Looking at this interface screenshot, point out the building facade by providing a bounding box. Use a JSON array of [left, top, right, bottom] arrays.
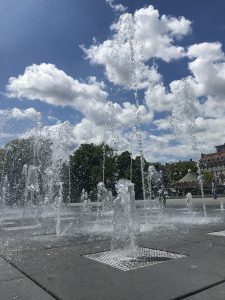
[[200, 143, 225, 185]]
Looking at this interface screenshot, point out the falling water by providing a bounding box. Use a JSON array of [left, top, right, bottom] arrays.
[[32, 112, 42, 165], [80, 189, 91, 231], [104, 101, 119, 181], [98, 182, 113, 214], [81, 189, 91, 213], [186, 192, 193, 214], [196, 161, 206, 216], [23, 165, 39, 220], [147, 165, 157, 210], [220, 199, 224, 212], [110, 13, 147, 204], [102, 143, 106, 183], [0, 146, 10, 194], [148, 166, 156, 201], [171, 78, 207, 216], [0, 175, 10, 208], [130, 130, 134, 181], [128, 16, 147, 205], [68, 160, 71, 203], [56, 182, 63, 237]]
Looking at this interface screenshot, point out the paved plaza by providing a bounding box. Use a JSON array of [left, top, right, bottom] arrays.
[[1, 198, 225, 300]]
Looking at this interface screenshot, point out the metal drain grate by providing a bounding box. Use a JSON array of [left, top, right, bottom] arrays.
[[84, 247, 186, 271]]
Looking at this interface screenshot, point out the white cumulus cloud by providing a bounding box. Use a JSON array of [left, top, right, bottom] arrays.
[[83, 5, 191, 88], [187, 42, 225, 98], [6, 63, 108, 114]]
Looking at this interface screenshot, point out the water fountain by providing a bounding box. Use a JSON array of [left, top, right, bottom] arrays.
[[171, 78, 207, 216], [79, 189, 92, 232], [220, 199, 224, 212], [56, 182, 63, 237], [97, 182, 113, 214], [0, 175, 10, 208], [147, 166, 155, 201], [0, 7, 224, 251], [111, 179, 138, 258], [186, 192, 193, 214]]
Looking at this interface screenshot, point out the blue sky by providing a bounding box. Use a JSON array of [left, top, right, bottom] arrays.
[[1, 0, 225, 162]]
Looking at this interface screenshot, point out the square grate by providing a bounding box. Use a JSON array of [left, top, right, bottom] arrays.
[[84, 247, 186, 271]]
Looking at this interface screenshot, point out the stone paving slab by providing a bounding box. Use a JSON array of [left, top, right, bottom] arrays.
[[30, 256, 222, 300], [0, 277, 55, 300], [0, 257, 24, 282], [1, 206, 225, 299], [186, 282, 225, 300], [5, 232, 225, 300], [6, 244, 98, 276]]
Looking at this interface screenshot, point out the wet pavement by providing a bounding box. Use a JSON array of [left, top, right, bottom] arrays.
[[0, 198, 225, 299]]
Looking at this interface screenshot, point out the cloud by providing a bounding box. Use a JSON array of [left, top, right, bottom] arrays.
[[112, 101, 154, 127], [187, 42, 225, 98], [6, 63, 108, 114], [185, 42, 225, 128], [73, 118, 105, 145], [0, 107, 40, 142], [83, 5, 191, 88], [4, 5, 225, 163], [145, 83, 172, 112], [47, 115, 61, 124], [153, 117, 171, 131], [10, 107, 40, 120], [200, 95, 225, 118], [0, 107, 40, 123], [187, 42, 224, 62], [106, 0, 127, 12], [6, 63, 154, 129]]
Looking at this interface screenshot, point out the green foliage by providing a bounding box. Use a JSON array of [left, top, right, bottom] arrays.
[[70, 143, 116, 201], [131, 156, 148, 199], [202, 171, 213, 186], [117, 151, 132, 179], [164, 160, 198, 186], [0, 138, 52, 205], [0, 138, 205, 204], [68, 144, 149, 201]]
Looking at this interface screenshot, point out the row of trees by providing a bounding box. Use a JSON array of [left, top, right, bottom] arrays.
[[0, 138, 213, 204], [0, 138, 52, 205]]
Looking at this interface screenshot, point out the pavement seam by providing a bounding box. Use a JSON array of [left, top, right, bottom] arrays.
[[1, 255, 62, 300], [171, 278, 225, 299]]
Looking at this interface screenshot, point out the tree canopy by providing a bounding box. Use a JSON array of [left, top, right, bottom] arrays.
[[0, 138, 203, 204]]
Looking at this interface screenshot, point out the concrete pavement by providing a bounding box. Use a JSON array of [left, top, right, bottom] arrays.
[[0, 199, 225, 299]]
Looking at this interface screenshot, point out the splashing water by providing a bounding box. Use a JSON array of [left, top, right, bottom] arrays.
[[171, 78, 206, 216], [56, 182, 63, 237], [0, 175, 10, 208], [110, 13, 148, 205], [97, 181, 113, 215], [186, 192, 193, 214], [111, 179, 138, 258]]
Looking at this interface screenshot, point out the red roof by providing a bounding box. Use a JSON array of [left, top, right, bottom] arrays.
[[200, 150, 225, 162]]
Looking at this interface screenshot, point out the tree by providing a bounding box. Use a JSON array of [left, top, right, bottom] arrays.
[[117, 151, 132, 180], [202, 171, 213, 186], [164, 160, 198, 186], [0, 138, 52, 205], [131, 156, 148, 199], [70, 143, 116, 202]]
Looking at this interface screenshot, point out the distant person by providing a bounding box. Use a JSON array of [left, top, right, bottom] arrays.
[[211, 180, 217, 199]]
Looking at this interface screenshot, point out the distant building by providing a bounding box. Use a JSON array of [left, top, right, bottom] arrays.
[[200, 144, 225, 185]]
